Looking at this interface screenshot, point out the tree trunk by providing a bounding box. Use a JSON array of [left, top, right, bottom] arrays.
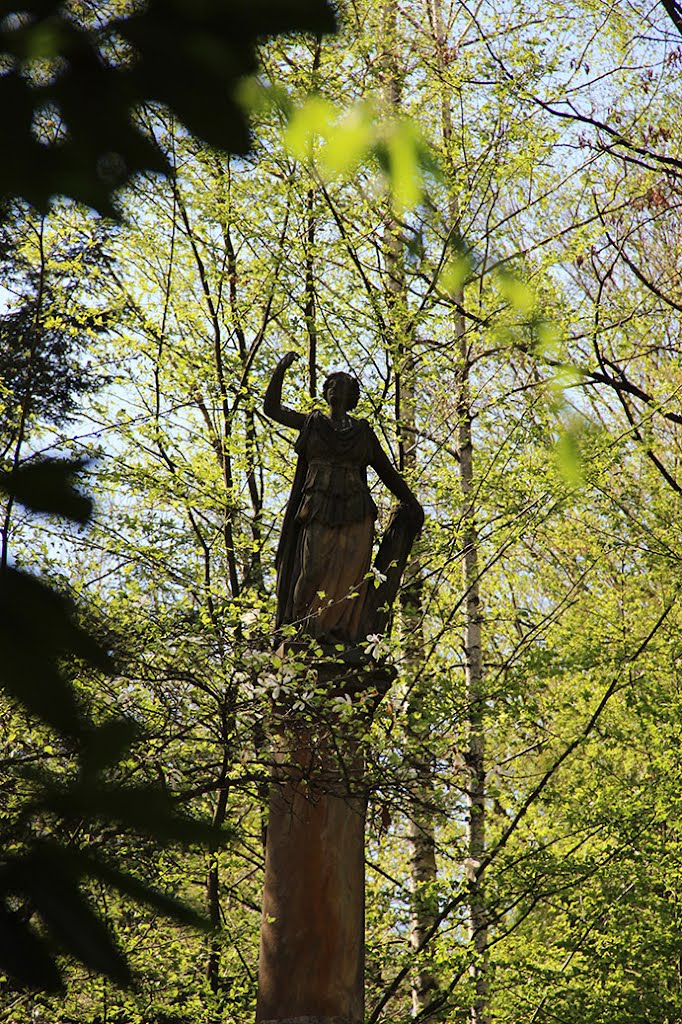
[[256, 687, 368, 1024], [381, 2, 439, 1016], [458, 348, 489, 1024], [425, 1, 489, 1017]]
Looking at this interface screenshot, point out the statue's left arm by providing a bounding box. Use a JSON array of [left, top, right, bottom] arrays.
[[370, 442, 424, 530]]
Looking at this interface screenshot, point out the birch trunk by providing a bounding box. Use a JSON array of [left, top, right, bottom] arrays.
[[381, 2, 439, 1016], [458, 343, 489, 1024], [425, 1, 489, 1017]]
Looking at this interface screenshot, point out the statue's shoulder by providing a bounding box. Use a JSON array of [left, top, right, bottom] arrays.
[[354, 418, 382, 456], [301, 410, 324, 429], [356, 417, 379, 439], [294, 411, 325, 451]]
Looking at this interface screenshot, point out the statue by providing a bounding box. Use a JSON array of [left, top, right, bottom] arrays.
[[264, 351, 423, 652]]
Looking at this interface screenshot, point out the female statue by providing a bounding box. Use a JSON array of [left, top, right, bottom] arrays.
[[264, 351, 423, 646]]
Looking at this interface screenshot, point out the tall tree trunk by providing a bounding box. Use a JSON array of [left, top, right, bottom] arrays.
[[381, 2, 439, 1017], [425, 1, 489, 1017], [457, 334, 489, 1024]]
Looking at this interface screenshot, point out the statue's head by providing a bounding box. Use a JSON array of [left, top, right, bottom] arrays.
[[323, 371, 360, 411]]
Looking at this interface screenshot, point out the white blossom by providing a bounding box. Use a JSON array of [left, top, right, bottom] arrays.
[[240, 608, 260, 627], [365, 633, 387, 660]]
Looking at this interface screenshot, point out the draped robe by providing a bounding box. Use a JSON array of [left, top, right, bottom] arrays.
[[275, 412, 383, 643]]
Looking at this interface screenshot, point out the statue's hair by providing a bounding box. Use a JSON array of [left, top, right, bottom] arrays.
[[322, 371, 360, 410]]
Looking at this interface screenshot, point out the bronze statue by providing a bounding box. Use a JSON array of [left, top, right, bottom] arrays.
[[264, 351, 423, 648]]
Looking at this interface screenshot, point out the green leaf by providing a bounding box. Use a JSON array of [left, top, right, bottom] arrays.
[[498, 269, 536, 313], [555, 427, 583, 485], [319, 104, 374, 178], [535, 320, 563, 359], [284, 95, 338, 160], [383, 119, 423, 211], [550, 364, 583, 398], [438, 233, 476, 294]]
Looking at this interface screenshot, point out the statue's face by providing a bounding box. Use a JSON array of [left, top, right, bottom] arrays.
[[325, 375, 354, 412]]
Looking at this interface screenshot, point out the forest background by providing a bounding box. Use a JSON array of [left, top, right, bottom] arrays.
[[3, 0, 682, 1022]]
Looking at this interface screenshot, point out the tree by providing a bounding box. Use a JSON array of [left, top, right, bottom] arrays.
[[5, 0, 682, 1020]]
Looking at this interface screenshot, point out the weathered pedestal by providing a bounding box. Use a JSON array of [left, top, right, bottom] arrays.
[[256, 658, 393, 1024]]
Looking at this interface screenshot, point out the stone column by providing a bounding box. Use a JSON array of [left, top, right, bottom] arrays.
[[256, 661, 392, 1024]]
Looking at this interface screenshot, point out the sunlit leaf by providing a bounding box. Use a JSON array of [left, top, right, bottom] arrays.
[[555, 427, 583, 485], [498, 270, 536, 313], [384, 119, 422, 211], [319, 104, 374, 178], [284, 95, 338, 160], [551, 364, 583, 394], [535, 320, 563, 358], [440, 250, 474, 294]]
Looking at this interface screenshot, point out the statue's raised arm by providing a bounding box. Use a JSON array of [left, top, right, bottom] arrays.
[[263, 351, 306, 431]]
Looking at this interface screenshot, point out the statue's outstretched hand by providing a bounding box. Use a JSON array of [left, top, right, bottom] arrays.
[[400, 497, 425, 530]]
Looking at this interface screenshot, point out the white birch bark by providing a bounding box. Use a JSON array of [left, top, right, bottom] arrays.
[[425, 1, 489, 1019], [381, 2, 441, 1016]]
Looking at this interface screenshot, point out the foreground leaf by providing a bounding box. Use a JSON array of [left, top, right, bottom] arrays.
[[0, 905, 64, 993], [0, 568, 111, 737], [2, 849, 133, 988], [0, 457, 92, 523]]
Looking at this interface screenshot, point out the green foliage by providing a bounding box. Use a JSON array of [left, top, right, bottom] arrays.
[[4, 0, 682, 1020], [284, 96, 433, 210]]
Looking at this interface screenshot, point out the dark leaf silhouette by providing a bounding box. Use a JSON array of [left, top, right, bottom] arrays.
[[38, 781, 231, 848], [79, 717, 144, 775], [0, 0, 337, 213], [75, 852, 210, 931], [0, 567, 111, 737], [0, 458, 92, 523], [1, 848, 133, 988], [0, 905, 65, 994]]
